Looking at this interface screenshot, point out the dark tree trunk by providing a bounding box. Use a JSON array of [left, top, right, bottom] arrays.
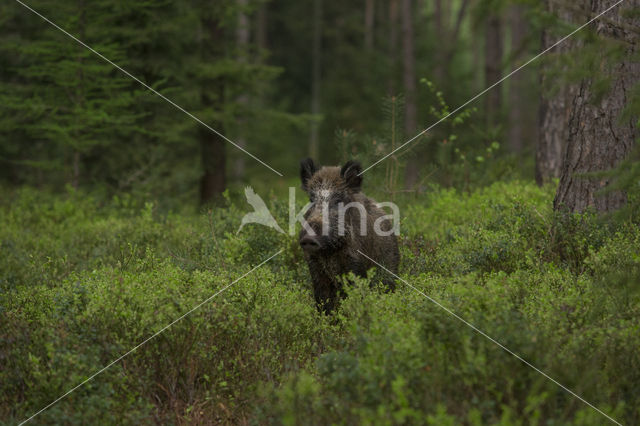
[[434, 0, 443, 35], [536, 0, 578, 185], [388, 0, 399, 95], [200, 127, 226, 204], [72, 0, 86, 190], [471, 23, 482, 91], [234, 0, 250, 180], [402, 0, 419, 189], [484, 12, 503, 125], [309, 0, 322, 159], [364, 0, 374, 50], [200, 18, 227, 205], [199, 78, 226, 204], [433, 0, 445, 83], [554, 0, 639, 213], [434, 0, 470, 86], [255, 1, 267, 51], [72, 151, 81, 189]]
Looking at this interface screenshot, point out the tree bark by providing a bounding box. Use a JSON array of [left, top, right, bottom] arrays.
[[309, 0, 322, 159], [536, 0, 578, 185], [402, 0, 419, 189], [484, 12, 503, 126], [554, 0, 639, 213]]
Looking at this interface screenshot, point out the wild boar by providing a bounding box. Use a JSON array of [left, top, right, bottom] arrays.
[[299, 158, 400, 313]]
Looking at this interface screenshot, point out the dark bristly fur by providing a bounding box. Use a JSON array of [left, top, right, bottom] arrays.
[[299, 158, 400, 313]]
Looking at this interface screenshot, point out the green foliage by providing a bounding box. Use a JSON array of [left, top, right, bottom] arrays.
[[1, 181, 639, 424], [0, 185, 326, 424], [0, 0, 305, 202]]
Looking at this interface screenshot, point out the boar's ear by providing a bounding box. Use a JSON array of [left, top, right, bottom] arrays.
[[341, 160, 363, 191], [300, 158, 317, 191]]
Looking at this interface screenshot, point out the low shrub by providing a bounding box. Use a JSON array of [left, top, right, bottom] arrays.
[[1, 181, 638, 424]]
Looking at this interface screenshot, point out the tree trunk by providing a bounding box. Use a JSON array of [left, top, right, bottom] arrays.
[[536, 0, 577, 185], [200, 18, 226, 204], [433, 0, 445, 83], [72, 0, 86, 190], [364, 0, 374, 50], [309, 0, 322, 159], [200, 127, 226, 204], [401, 0, 419, 189], [471, 24, 482, 91], [388, 0, 399, 95], [255, 1, 267, 51], [434, 0, 469, 97], [434, 0, 443, 35], [234, 0, 250, 180], [72, 150, 80, 189], [507, 4, 529, 154], [200, 75, 226, 204], [554, 0, 639, 213], [484, 12, 503, 126]]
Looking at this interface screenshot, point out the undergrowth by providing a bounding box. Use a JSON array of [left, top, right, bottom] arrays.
[[1, 181, 639, 425]]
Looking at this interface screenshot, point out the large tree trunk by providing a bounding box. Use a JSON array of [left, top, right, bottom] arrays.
[[309, 0, 322, 159], [484, 12, 503, 126], [536, 0, 578, 185], [402, 0, 419, 189], [554, 0, 639, 213]]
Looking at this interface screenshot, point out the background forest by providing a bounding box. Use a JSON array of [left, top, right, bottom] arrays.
[[1, 0, 636, 207], [1, 0, 639, 425]]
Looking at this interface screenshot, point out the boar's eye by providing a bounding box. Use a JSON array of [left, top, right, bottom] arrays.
[[331, 194, 345, 205]]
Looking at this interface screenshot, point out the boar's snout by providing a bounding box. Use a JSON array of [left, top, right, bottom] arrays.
[[299, 218, 327, 252], [299, 233, 321, 252]]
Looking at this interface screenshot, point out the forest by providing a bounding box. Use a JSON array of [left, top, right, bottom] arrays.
[[1, 0, 639, 424]]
